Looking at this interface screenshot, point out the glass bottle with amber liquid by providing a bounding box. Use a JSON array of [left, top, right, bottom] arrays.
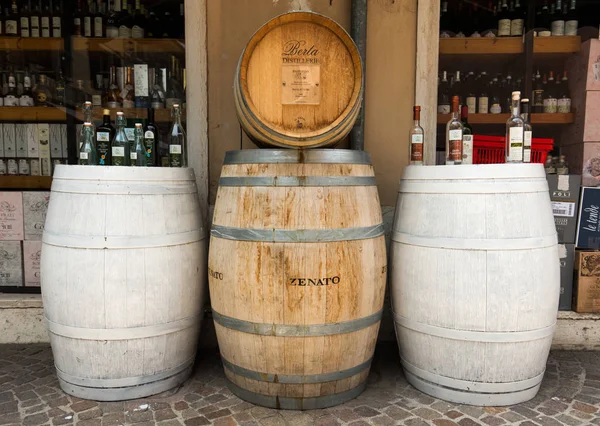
[[409, 105, 424, 166], [121, 67, 135, 108], [446, 96, 464, 165]]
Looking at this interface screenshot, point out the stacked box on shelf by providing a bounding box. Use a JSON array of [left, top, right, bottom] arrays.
[[0, 192, 24, 287]]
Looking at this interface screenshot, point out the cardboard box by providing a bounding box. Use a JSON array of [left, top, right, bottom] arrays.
[[38, 124, 51, 176], [15, 124, 27, 158], [0, 192, 24, 241], [0, 123, 4, 158], [22, 192, 50, 241], [23, 240, 41, 287], [0, 241, 23, 287], [26, 124, 39, 158], [548, 174, 581, 244], [558, 244, 575, 310], [49, 124, 62, 158], [573, 250, 600, 312]]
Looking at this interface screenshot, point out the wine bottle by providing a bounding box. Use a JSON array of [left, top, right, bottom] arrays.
[[521, 98, 532, 163], [79, 123, 97, 165], [461, 105, 474, 164], [446, 96, 464, 165], [111, 112, 130, 166], [96, 109, 115, 165], [168, 104, 186, 167], [505, 91, 524, 163], [409, 105, 424, 166], [144, 108, 159, 166]]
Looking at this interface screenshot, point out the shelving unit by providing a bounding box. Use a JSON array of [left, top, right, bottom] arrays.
[[437, 112, 575, 125], [76, 107, 183, 124], [0, 37, 185, 54], [0, 176, 52, 190], [0, 37, 64, 51], [0, 107, 67, 122], [439, 36, 581, 55]]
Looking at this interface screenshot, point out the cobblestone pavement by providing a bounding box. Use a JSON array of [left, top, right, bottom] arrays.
[[0, 343, 598, 426]]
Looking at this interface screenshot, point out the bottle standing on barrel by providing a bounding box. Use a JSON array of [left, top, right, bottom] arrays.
[[96, 109, 115, 165], [133, 123, 147, 167], [168, 104, 186, 167], [446, 96, 464, 165], [506, 91, 524, 163], [409, 106, 424, 166], [461, 105, 474, 164], [111, 112, 130, 166], [521, 98, 533, 163], [79, 123, 97, 166], [144, 108, 158, 166]]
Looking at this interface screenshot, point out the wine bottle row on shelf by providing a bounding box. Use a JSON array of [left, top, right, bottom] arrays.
[[78, 102, 186, 167], [0, 0, 184, 39], [0, 55, 185, 110], [545, 154, 569, 174], [0, 122, 67, 176], [411, 92, 534, 165], [440, 0, 585, 38], [438, 70, 571, 114]]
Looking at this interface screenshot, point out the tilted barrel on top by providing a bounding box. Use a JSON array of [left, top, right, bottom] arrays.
[[390, 164, 559, 406], [208, 149, 386, 410], [234, 11, 363, 149], [41, 166, 207, 401]]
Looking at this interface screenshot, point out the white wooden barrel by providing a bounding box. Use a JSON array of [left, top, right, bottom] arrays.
[[41, 166, 207, 401], [208, 149, 387, 410], [390, 164, 559, 406]]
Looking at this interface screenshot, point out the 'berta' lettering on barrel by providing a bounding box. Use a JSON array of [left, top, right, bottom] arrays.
[[289, 276, 340, 286], [282, 40, 319, 64], [208, 267, 224, 281]]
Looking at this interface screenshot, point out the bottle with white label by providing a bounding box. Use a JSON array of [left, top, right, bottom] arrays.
[[511, 0, 524, 36], [551, 0, 565, 36], [20, 1, 30, 37], [111, 112, 130, 166], [478, 72, 489, 114], [132, 0, 145, 38], [505, 91, 524, 163], [7, 159, 18, 176], [144, 108, 159, 166], [18, 159, 30, 176], [556, 155, 569, 175], [79, 123, 97, 166], [30, 1, 40, 37], [521, 98, 533, 163], [558, 71, 571, 113], [460, 106, 474, 165], [543, 72, 558, 113], [96, 110, 115, 165], [446, 96, 464, 165], [134, 123, 147, 166], [564, 0, 578, 36], [106, 0, 120, 38], [5, 1, 19, 37], [19, 70, 34, 107], [118, 0, 133, 38], [0, 160, 8, 176], [409, 105, 424, 166], [498, 0, 511, 37], [168, 104, 187, 167], [4, 68, 18, 106], [52, 0, 62, 37], [41, 1, 51, 37], [437, 71, 451, 114]]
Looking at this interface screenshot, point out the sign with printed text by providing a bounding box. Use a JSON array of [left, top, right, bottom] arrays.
[[576, 187, 600, 249]]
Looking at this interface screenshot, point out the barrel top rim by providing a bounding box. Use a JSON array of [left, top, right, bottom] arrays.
[[52, 165, 198, 181], [401, 164, 546, 180], [223, 149, 372, 165]]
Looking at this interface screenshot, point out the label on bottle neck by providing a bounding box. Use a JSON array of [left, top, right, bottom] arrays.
[[52, 17, 61, 37], [543, 98, 558, 113], [478, 97, 489, 114], [132, 26, 144, 38], [466, 97, 477, 114], [437, 104, 451, 114], [558, 98, 571, 113], [462, 134, 473, 164], [41, 17, 50, 37], [169, 145, 183, 167], [21, 18, 30, 37], [510, 19, 524, 36], [551, 20, 565, 36], [30, 17, 40, 37], [166, 98, 181, 109], [498, 19, 511, 36], [565, 20, 578, 36], [524, 131, 532, 163], [508, 127, 524, 162]]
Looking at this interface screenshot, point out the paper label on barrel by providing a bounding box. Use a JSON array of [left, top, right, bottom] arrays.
[[281, 64, 321, 105]]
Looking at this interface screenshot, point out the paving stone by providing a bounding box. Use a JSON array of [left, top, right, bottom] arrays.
[[445, 410, 464, 420], [371, 414, 396, 426], [458, 419, 482, 426], [383, 405, 412, 420], [353, 406, 380, 418], [155, 408, 178, 421], [569, 409, 594, 420], [184, 418, 211, 426], [231, 402, 254, 413], [314, 414, 340, 426], [347, 421, 371, 426], [481, 416, 505, 425], [100, 412, 124, 426], [233, 411, 254, 423], [205, 393, 228, 404], [413, 407, 442, 420], [173, 401, 189, 411], [52, 414, 74, 425], [555, 414, 584, 425], [258, 414, 286, 426], [213, 416, 237, 426], [22, 412, 49, 426], [158, 420, 185, 426], [0, 401, 18, 415], [77, 420, 101, 426], [535, 416, 565, 426], [510, 406, 540, 419], [433, 420, 460, 426], [499, 411, 525, 423], [70, 400, 98, 413], [250, 407, 279, 419], [457, 405, 486, 419], [572, 401, 598, 413], [0, 413, 21, 426], [0, 393, 12, 404], [126, 409, 153, 423], [97, 402, 123, 413], [78, 407, 103, 421], [431, 402, 455, 413], [24, 404, 46, 414], [404, 418, 432, 426]]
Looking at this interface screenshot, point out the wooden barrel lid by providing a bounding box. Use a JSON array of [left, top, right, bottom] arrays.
[[234, 11, 363, 149]]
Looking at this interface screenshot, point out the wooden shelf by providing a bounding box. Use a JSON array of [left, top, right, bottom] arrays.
[[439, 36, 581, 55], [0, 176, 52, 190], [72, 37, 185, 54], [0, 107, 66, 122], [77, 107, 183, 123], [0, 37, 63, 51], [437, 112, 574, 124]]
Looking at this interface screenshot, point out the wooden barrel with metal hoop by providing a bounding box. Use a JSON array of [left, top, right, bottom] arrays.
[[208, 149, 386, 409], [233, 11, 363, 149]]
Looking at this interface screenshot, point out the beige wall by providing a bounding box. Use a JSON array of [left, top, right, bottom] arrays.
[[207, 0, 417, 206]]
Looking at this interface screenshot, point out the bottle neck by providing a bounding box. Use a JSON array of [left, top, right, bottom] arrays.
[[103, 114, 110, 123], [148, 108, 155, 123], [512, 98, 521, 117]]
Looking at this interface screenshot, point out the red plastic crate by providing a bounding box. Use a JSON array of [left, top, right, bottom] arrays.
[[473, 135, 554, 164]]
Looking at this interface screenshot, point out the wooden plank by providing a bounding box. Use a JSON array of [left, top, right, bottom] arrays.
[[0, 37, 63, 51], [72, 37, 185, 54], [437, 113, 574, 125], [77, 108, 181, 123], [0, 107, 66, 122], [416, 0, 440, 166], [439, 37, 523, 55], [533, 36, 581, 54], [0, 176, 52, 190]]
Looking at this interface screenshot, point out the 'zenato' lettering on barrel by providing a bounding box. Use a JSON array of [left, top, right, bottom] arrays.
[[289, 276, 340, 286]]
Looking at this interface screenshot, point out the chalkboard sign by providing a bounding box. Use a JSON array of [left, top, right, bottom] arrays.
[[576, 187, 600, 249]]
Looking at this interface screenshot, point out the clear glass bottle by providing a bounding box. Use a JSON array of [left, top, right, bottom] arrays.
[[150, 69, 165, 109], [107, 66, 122, 108], [79, 123, 97, 165], [461, 105, 474, 164], [134, 123, 147, 166], [521, 98, 533, 163], [505, 91, 524, 163], [111, 112, 130, 166], [4, 67, 18, 106], [477, 71, 489, 113], [446, 96, 464, 165], [437, 71, 450, 114], [30, 0, 41, 37], [121, 66, 135, 108], [409, 105, 424, 166], [106, 0, 120, 38], [168, 104, 186, 167], [19, 69, 34, 107], [79, 102, 95, 149]]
